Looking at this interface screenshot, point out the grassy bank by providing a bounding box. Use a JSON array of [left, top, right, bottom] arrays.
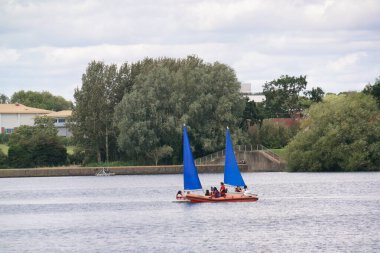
[[270, 148, 287, 160], [0, 144, 76, 156], [0, 144, 9, 154]]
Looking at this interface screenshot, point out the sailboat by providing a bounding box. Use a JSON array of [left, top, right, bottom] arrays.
[[185, 127, 258, 203], [173, 125, 203, 202]]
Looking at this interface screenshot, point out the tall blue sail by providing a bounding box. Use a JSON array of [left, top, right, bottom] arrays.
[[224, 127, 246, 186], [183, 126, 203, 190]]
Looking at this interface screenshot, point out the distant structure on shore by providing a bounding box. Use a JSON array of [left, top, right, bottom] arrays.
[[0, 103, 72, 137], [240, 83, 265, 103]]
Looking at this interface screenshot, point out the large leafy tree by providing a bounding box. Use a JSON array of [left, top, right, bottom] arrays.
[[286, 93, 380, 172], [263, 75, 307, 118], [8, 117, 67, 168], [11, 90, 72, 111], [114, 56, 246, 163], [70, 61, 130, 163]]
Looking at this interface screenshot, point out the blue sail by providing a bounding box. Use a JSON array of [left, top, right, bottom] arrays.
[[183, 126, 203, 190], [224, 128, 246, 187]]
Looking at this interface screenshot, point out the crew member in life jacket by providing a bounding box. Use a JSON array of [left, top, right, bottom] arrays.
[[220, 182, 226, 197], [176, 190, 184, 200]]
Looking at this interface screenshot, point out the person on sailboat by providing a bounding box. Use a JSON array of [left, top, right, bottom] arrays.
[[220, 182, 226, 197], [212, 187, 220, 198], [235, 186, 242, 192], [176, 190, 184, 200], [243, 185, 253, 196]]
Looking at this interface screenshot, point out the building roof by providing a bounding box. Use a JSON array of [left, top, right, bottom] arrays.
[[0, 103, 53, 114], [45, 110, 72, 118]]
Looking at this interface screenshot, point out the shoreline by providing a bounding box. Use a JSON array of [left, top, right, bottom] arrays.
[[0, 164, 255, 178]]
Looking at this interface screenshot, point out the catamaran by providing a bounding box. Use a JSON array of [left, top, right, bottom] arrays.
[[185, 127, 258, 203]]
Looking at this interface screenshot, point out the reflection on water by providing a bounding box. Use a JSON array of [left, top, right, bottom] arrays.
[[0, 172, 379, 252]]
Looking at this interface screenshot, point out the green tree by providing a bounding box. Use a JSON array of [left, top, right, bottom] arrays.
[[70, 61, 129, 163], [148, 145, 174, 165], [304, 87, 325, 103], [263, 75, 307, 118], [11, 90, 72, 111], [286, 93, 380, 171], [0, 94, 9, 103], [240, 99, 264, 130], [114, 56, 246, 163]]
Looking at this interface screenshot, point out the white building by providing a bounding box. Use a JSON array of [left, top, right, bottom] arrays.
[[0, 103, 52, 134], [240, 83, 266, 103], [0, 104, 72, 137], [44, 110, 72, 137]]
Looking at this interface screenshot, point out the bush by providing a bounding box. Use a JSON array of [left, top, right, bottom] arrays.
[[0, 150, 7, 168], [0, 134, 10, 144], [32, 138, 67, 167], [286, 93, 380, 171], [248, 120, 300, 149], [67, 147, 85, 165], [8, 143, 34, 168]]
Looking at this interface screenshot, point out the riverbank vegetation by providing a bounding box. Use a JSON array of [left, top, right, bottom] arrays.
[[286, 93, 380, 171], [1, 56, 379, 171], [7, 117, 67, 168]]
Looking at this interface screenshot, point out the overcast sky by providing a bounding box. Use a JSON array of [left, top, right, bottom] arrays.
[[1, 0, 379, 101]]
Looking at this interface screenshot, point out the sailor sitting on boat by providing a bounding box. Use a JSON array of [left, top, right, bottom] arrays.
[[211, 187, 220, 198], [176, 190, 185, 200], [243, 185, 254, 196], [220, 182, 227, 197]]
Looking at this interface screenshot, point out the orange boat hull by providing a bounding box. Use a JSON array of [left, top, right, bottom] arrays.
[[185, 193, 258, 203]]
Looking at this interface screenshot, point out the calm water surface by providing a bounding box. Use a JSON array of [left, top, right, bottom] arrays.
[[0, 172, 379, 252]]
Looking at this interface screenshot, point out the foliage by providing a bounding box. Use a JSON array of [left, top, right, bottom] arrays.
[[0, 149, 7, 168], [286, 93, 380, 171], [10, 90, 72, 111], [7, 117, 67, 168], [0, 93, 9, 104], [262, 75, 307, 118], [0, 134, 10, 144], [147, 145, 174, 165], [0, 144, 8, 154], [304, 87, 325, 103], [248, 120, 300, 149], [70, 61, 129, 163], [240, 99, 264, 130], [114, 56, 246, 163], [67, 147, 85, 165], [363, 76, 380, 108]]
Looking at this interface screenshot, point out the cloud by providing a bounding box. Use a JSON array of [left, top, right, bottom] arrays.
[[0, 0, 379, 100]]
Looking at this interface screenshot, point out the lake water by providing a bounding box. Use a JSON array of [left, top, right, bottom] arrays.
[[0, 172, 379, 253]]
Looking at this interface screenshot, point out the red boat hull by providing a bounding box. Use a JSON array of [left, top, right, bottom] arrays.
[[185, 193, 258, 203]]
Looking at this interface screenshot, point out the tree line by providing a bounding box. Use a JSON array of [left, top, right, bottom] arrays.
[[0, 56, 379, 171]]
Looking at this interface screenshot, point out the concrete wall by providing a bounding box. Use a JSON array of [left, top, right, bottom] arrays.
[[197, 151, 287, 172], [0, 164, 249, 178], [235, 151, 287, 172]]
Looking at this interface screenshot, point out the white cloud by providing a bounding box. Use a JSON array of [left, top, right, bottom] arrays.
[[0, 48, 20, 64], [0, 0, 379, 100]]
